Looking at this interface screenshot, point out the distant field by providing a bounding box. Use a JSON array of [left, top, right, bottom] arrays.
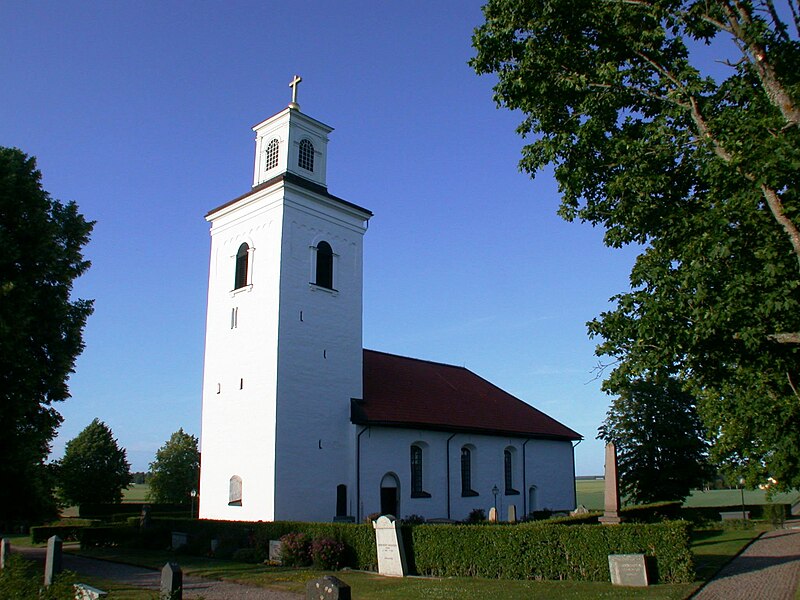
[[123, 483, 150, 503], [576, 479, 800, 511]]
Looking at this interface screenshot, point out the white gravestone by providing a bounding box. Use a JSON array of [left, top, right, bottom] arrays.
[[372, 515, 407, 577]]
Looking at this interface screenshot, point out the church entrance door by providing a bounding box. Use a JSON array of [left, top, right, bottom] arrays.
[[380, 473, 400, 517]]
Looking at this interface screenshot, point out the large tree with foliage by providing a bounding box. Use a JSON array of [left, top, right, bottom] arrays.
[[599, 376, 712, 502], [471, 1, 800, 489], [58, 419, 132, 507], [0, 147, 94, 524], [147, 429, 200, 505]]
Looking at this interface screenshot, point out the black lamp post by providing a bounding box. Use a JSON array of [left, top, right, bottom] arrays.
[[190, 489, 197, 519], [492, 485, 499, 515]]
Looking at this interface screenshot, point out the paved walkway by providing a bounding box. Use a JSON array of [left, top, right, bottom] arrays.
[[691, 523, 800, 600], [9, 543, 302, 599]]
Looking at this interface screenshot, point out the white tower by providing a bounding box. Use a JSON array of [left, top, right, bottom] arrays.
[[199, 78, 372, 521]]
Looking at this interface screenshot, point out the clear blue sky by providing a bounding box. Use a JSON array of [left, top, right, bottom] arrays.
[[2, 1, 641, 476]]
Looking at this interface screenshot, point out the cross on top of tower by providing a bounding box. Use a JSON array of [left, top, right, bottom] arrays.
[[288, 75, 302, 110]]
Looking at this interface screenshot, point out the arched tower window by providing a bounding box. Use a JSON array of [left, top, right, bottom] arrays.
[[461, 446, 478, 497], [504, 447, 519, 495], [298, 138, 314, 172], [265, 138, 279, 171], [234, 243, 249, 289], [314, 241, 333, 289], [228, 475, 242, 506]]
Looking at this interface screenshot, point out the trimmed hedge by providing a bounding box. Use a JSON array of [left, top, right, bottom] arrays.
[[411, 520, 693, 583], [31, 521, 98, 543], [78, 503, 188, 519], [132, 517, 691, 582]]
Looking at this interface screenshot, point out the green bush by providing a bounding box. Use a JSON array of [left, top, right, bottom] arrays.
[[279, 532, 312, 566], [0, 554, 79, 599], [311, 537, 346, 570], [231, 547, 267, 563]]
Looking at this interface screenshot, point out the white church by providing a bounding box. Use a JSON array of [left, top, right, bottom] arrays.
[[198, 78, 581, 523]]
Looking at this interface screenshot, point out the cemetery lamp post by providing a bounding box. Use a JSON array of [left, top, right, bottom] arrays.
[[190, 489, 198, 519], [492, 485, 499, 513], [739, 479, 746, 520]]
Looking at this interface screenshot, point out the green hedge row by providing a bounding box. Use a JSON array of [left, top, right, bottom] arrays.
[[30, 522, 97, 543], [410, 520, 693, 583], [137, 517, 691, 582]]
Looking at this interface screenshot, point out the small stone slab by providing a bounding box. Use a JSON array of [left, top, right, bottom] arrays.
[[609, 554, 649, 587], [74, 583, 108, 599], [305, 575, 351, 599], [372, 515, 407, 577], [269, 540, 282, 563], [171, 531, 189, 550]]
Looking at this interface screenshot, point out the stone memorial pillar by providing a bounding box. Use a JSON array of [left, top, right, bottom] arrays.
[[372, 515, 407, 577], [599, 442, 622, 525], [160, 562, 182, 600], [488, 507, 498, 522], [44, 535, 63, 586]]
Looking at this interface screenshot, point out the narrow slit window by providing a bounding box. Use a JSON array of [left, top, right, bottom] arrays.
[[461, 446, 478, 497]]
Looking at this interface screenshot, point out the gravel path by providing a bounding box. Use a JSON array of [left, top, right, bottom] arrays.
[[691, 523, 800, 600], [10, 544, 302, 599]]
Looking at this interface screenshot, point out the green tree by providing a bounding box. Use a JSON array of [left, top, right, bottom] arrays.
[[58, 419, 132, 506], [599, 376, 712, 503], [471, 1, 800, 489], [0, 147, 94, 525], [147, 428, 199, 504]]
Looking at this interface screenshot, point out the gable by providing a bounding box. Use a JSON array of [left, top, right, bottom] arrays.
[[352, 350, 582, 441]]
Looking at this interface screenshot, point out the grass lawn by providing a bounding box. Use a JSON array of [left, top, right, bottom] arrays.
[[576, 479, 800, 511], [70, 526, 765, 600], [122, 483, 150, 503]]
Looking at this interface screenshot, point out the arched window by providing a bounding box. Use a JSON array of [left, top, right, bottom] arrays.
[[504, 447, 519, 495], [234, 243, 249, 289], [461, 446, 478, 497], [265, 138, 279, 171], [314, 241, 333, 289], [336, 484, 347, 517], [409, 444, 431, 498], [298, 138, 314, 172], [228, 475, 242, 506]]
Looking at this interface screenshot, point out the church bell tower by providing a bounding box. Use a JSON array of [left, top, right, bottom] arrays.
[[199, 77, 372, 521]]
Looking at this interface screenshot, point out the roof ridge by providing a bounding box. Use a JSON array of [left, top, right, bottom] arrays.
[[363, 348, 468, 371]]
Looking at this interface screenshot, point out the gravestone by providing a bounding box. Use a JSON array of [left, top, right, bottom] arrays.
[[488, 507, 498, 522], [1, 537, 9, 569], [608, 554, 649, 586], [305, 575, 351, 600], [140, 504, 152, 529], [44, 535, 62, 586], [74, 583, 108, 599], [269, 540, 282, 563], [171, 531, 188, 550], [599, 442, 622, 525], [160, 562, 182, 600], [372, 515, 407, 577], [507, 504, 517, 523], [571, 505, 589, 516]]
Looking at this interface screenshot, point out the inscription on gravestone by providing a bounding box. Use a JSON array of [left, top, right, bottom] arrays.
[[372, 515, 407, 577], [608, 554, 649, 587]]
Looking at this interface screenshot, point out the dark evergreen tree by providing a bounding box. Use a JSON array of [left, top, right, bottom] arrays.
[[58, 419, 132, 507], [0, 147, 94, 525], [599, 376, 713, 503]]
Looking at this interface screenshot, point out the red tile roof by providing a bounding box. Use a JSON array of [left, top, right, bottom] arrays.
[[352, 350, 582, 440]]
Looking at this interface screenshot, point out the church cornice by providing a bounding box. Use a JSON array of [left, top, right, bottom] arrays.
[[206, 171, 372, 220]]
